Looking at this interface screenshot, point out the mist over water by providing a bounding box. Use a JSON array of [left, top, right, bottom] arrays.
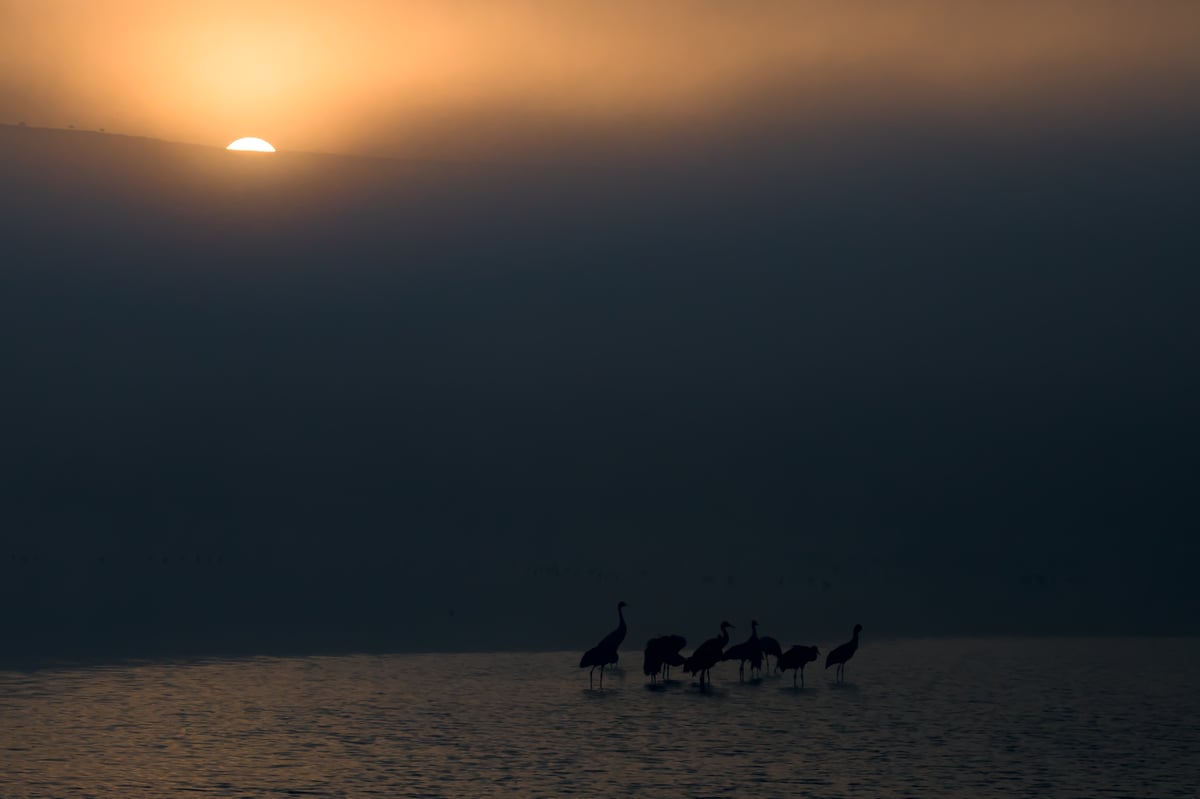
[[2, 121, 1199, 658], [2, 638, 1196, 798], [2, 3, 1198, 796]]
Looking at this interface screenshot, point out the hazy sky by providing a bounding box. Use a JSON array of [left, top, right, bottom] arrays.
[[2, 0, 1199, 158], [1, 2, 1198, 660]]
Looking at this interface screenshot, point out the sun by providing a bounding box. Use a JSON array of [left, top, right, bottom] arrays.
[[226, 137, 276, 153]]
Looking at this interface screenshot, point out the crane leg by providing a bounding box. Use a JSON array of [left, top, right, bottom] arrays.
[[600, 664, 605, 689]]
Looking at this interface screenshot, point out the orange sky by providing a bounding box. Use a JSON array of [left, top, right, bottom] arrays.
[[2, 0, 1198, 158]]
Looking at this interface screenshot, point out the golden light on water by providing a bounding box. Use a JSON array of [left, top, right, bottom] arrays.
[[226, 137, 275, 152]]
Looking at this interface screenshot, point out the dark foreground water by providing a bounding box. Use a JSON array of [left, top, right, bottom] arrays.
[[2, 638, 1197, 798]]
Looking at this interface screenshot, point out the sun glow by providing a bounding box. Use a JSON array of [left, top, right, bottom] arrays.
[[226, 137, 275, 152], [4, 4, 1199, 160]]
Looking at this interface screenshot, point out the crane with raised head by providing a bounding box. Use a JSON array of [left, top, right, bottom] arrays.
[[721, 620, 763, 681], [579, 601, 628, 688], [825, 624, 862, 683]]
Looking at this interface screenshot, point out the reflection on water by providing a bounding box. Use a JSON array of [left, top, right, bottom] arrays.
[[1, 638, 1197, 797]]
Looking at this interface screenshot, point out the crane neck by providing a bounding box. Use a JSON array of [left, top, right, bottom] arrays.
[[616, 604, 626, 632]]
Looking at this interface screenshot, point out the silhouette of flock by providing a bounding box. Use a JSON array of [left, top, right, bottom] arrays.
[[579, 601, 862, 689]]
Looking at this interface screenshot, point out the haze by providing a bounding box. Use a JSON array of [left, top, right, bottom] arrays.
[[3, 0, 1199, 158], [1, 1, 1198, 661]]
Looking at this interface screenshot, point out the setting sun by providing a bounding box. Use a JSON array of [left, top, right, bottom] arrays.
[[226, 137, 275, 152]]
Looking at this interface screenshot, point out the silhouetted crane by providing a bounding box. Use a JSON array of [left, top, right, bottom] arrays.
[[601, 601, 628, 650], [778, 644, 820, 687], [683, 621, 733, 686], [722, 620, 763, 681], [643, 634, 687, 683], [759, 636, 783, 673], [825, 623, 862, 683], [579, 601, 628, 688], [580, 642, 618, 688], [658, 634, 686, 680], [643, 639, 662, 683]]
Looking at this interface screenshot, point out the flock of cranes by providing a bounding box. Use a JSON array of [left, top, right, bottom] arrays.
[[579, 601, 862, 689]]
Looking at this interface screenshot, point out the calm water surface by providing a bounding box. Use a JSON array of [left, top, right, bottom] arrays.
[[2, 638, 1197, 797]]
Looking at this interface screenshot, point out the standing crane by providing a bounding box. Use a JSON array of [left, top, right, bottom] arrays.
[[683, 621, 733, 687], [643, 634, 687, 683], [721, 620, 764, 681], [824, 624, 862, 683], [759, 635, 783, 674], [778, 644, 820, 687], [579, 601, 628, 688]]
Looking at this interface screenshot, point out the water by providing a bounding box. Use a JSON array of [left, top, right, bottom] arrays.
[[2, 638, 1196, 798]]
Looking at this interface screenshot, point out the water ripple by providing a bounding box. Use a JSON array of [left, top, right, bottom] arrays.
[[1, 639, 1198, 797]]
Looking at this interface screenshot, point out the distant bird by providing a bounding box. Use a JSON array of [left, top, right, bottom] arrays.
[[778, 645, 820, 687], [579, 601, 628, 688], [759, 636, 783, 673], [825, 624, 862, 683], [643, 634, 687, 683], [722, 620, 763, 681], [683, 621, 733, 686]]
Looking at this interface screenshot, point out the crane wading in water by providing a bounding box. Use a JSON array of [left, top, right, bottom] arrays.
[[643, 634, 687, 684], [721, 620, 763, 681], [778, 644, 820, 688], [683, 621, 733, 687], [579, 601, 628, 688], [759, 635, 783, 673], [825, 624, 862, 683]]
